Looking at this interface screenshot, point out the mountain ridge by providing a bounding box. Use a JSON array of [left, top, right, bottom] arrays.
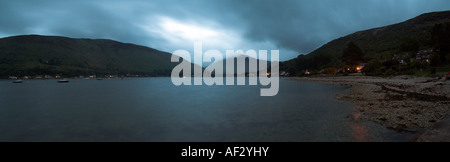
[[0, 34, 192, 77], [282, 10, 450, 74]]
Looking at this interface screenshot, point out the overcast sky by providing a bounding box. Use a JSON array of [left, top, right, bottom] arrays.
[[1, 0, 449, 61]]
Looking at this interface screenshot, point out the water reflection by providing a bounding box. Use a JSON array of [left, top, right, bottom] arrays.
[[349, 110, 370, 142]]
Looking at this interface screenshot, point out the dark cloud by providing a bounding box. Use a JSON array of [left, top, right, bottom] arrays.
[[1, 0, 449, 61]]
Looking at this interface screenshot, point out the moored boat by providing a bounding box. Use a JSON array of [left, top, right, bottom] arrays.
[[12, 80, 23, 83], [57, 79, 69, 83]]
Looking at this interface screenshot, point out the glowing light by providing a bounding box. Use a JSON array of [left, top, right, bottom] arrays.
[[159, 18, 220, 42], [140, 16, 243, 53]]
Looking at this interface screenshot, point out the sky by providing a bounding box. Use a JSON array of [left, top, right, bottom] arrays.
[[1, 0, 449, 61]]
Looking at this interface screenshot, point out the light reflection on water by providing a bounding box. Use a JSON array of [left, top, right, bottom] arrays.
[[349, 111, 370, 142], [0, 78, 414, 141]]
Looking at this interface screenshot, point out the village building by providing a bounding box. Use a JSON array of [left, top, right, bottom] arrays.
[[392, 54, 408, 64], [416, 49, 434, 63]]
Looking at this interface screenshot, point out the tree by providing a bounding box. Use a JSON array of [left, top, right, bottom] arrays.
[[431, 23, 450, 65], [431, 24, 444, 48], [342, 42, 364, 66], [363, 59, 383, 76]]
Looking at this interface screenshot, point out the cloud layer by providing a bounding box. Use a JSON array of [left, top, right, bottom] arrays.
[[1, 0, 449, 61]]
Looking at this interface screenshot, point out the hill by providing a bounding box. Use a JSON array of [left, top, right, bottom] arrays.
[[0, 35, 189, 77], [282, 10, 450, 75], [206, 55, 275, 76]]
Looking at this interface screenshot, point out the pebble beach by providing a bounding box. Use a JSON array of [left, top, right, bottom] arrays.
[[293, 76, 450, 141]]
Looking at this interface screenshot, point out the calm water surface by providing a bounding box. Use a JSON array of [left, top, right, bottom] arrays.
[[0, 78, 415, 141]]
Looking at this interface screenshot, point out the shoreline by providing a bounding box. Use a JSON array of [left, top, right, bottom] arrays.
[[291, 76, 450, 141]]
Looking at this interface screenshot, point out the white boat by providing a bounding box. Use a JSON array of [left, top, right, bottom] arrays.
[[12, 80, 23, 83]]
